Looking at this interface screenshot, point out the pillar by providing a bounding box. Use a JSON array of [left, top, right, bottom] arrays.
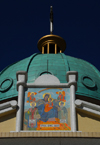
[[42, 46, 44, 54], [67, 71, 78, 132], [16, 71, 27, 132], [47, 43, 49, 54], [55, 44, 57, 54]]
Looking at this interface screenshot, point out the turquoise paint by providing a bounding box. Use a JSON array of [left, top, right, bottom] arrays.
[[0, 53, 100, 101]]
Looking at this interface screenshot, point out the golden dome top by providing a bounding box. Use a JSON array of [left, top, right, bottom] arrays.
[[37, 34, 66, 54]]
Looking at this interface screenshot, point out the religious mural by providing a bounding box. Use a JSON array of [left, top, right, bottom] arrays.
[[23, 88, 71, 131]]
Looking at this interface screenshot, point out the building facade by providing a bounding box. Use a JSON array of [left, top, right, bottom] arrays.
[[0, 10, 100, 144]]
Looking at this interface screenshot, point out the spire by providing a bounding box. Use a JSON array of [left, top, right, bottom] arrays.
[[50, 6, 53, 34], [37, 6, 66, 54]]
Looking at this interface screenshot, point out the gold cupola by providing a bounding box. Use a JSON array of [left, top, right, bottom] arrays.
[[37, 6, 66, 54]]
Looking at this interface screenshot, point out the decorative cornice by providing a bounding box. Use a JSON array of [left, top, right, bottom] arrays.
[[0, 132, 100, 138], [75, 99, 100, 115], [0, 100, 17, 114]]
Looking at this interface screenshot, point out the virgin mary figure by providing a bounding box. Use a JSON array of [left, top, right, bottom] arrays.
[[37, 93, 58, 122]]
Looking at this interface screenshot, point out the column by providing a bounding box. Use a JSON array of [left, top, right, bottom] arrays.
[[67, 71, 78, 132], [55, 44, 57, 54], [47, 43, 49, 54], [16, 71, 27, 132], [42, 46, 44, 54]]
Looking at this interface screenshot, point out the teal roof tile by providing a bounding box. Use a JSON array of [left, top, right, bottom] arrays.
[[0, 53, 100, 101]]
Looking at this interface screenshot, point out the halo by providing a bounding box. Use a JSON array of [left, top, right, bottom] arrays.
[[59, 101, 65, 106], [57, 91, 65, 96], [43, 93, 51, 98], [48, 97, 53, 102], [31, 92, 37, 95], [30, 102, 36, 107]]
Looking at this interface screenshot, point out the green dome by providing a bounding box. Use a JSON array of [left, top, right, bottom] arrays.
[[0, 53, 100, 101]]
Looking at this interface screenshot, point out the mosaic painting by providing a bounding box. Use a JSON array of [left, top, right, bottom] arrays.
[[23, 88, 71, 131]]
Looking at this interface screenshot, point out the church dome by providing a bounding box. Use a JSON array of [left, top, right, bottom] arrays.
[[0, 53, 100, 101]]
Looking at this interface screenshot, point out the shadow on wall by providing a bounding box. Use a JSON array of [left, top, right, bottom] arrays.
[[76, 109, 100, 132]]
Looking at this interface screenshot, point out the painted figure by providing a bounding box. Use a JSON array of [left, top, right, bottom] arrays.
[[26, 92, 37, 103], [44, 97, 53, 112], [56, 91, 66, 102], [24, 88, 71, 131], [37, 93, 58, 122], [58, 101, 68, 123], [27, 102, 40, 128]]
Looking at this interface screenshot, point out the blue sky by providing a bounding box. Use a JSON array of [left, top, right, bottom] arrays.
[[0, 0, 100, 72]]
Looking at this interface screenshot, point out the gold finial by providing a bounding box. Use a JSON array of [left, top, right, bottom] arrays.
[[37, 34, 66, 54], [37, 6, 66, 54]]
